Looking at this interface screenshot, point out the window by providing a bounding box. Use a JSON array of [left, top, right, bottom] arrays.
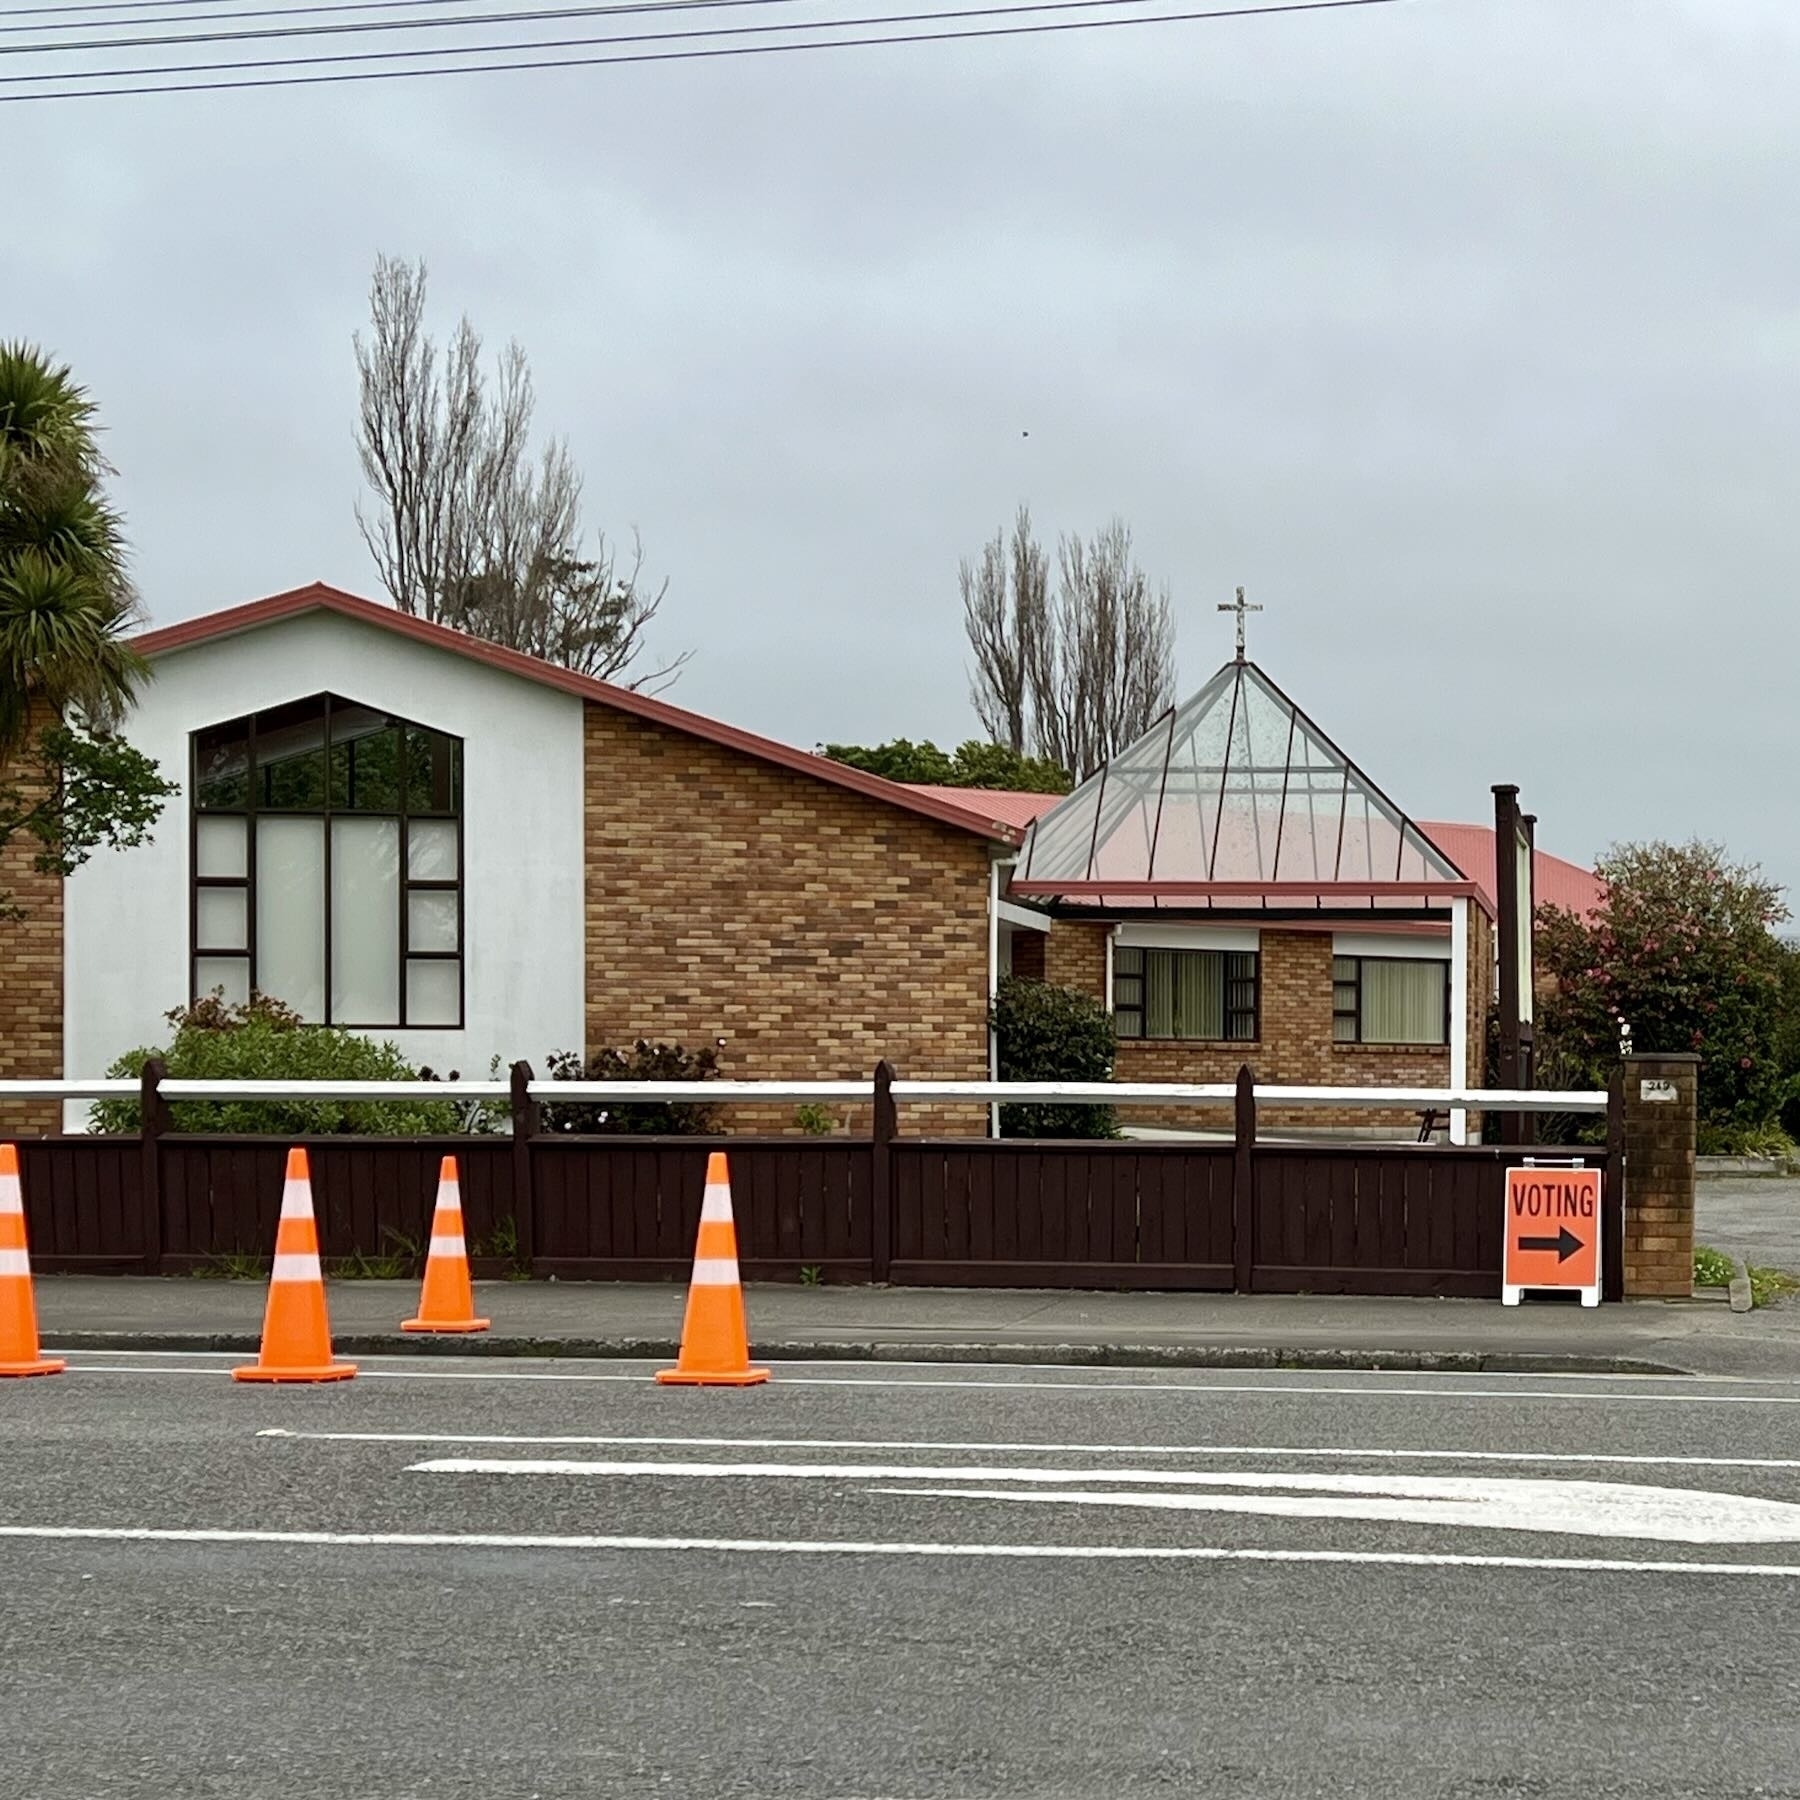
[[1333, 956, 1448, 1045], [192, 694, 463, 1028], [1114, 947, 1258, 1041]]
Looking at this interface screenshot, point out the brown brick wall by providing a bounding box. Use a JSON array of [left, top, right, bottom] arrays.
[[1038, 915, 1494, 1133], [0, 706, 64, 1138], [583, 705, 995, 1136], [1621, 1054, 1697, 1298]]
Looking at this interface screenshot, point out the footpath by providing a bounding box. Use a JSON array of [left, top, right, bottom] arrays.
[[35, 1275, 1800, 1379]]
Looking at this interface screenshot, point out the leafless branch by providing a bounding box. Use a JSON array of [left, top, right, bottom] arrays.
[[354, 256, 687, 687], [964, 508, 1175, 780]]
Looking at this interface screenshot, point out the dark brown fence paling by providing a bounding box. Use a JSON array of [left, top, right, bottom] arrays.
[[886, 1137, 1237, 1290], [509, 1059, 538, 1269], [1604, 1069, 1626, 1303], [526, 1136, 873, 1281], [19, 1061, 1626, 1296]]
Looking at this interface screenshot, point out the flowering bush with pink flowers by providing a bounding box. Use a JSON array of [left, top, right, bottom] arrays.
[[1536, 841, 1789, 1128]]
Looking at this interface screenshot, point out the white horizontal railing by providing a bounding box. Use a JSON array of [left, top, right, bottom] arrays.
[[5, 1075, 1609, 1114], [0, 1079, 140, 1101], [897, 1082, 1607, 1113], [158, 1078, 513, 1103], [529, 1080, 868, 1105]]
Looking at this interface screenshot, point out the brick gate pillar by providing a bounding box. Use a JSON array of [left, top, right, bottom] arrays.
[[1621, 1053, 1698, 1299]]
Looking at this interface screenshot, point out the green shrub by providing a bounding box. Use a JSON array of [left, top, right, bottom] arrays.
[[794, 1102, 836, 1136], [1695, 1121, 1798, 1165], [90, 992, 466, 1135], [540, 1039, 721, 1135], [990, 975, 1118, 1139]]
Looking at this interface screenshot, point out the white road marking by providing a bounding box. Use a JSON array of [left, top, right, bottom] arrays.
[[53, 1361, 1800, 1404], [1, 1521, 1797, 1577], [264, 1428, 1800, 1472], [405, 1458, 1800, 1544]]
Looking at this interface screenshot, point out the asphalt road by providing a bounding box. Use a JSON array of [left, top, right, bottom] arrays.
[[7, 1355, 1800, 1799]]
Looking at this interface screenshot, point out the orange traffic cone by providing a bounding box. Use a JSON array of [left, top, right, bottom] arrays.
[[234, 1148, 356, 1384], [0, 1144, 63, 1379], [658, 1152, 768, 1387], [403, 1155, 489, 1334]]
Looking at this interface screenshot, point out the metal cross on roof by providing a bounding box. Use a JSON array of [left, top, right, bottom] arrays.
[[1217, 586, 1262, 661]]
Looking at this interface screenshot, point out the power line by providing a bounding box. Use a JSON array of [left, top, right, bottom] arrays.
[[0, 0, 1411, 100], [4, 0, 848, 52], [0, 0, 500, 20], [0, 0, 551, 35], [0, 0, 1203, 79]]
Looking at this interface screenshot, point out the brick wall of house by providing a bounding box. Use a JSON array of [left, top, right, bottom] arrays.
[[583, 705, 997, 1136], [0, 708, 65, 1138], [1036, 915, 1495, 1134]]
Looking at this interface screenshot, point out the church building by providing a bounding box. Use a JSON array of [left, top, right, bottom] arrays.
[[0, 581, 1596, 1139]]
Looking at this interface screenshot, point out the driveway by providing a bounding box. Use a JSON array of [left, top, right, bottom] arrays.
[[1696, 1175, 1800, 1274]]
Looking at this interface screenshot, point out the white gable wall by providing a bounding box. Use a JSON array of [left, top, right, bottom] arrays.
[[64, 609, 587, 1107]]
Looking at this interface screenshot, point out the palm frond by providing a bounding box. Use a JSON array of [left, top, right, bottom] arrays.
[[0, 550, 148, 749], [0, 342, 99, 481]]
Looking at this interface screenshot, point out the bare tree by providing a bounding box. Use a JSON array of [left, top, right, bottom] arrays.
[[1032, 520, 1176, 779], [961, 505, 1047, 753], [355, 256, 686, 690], [961, 510, 1175, 780]]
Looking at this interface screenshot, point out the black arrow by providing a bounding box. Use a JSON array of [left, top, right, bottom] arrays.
[[1518, 1227, 1584, 1262]]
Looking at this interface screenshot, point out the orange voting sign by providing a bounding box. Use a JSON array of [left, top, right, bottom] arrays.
[[1503, 1166, 1601, 1308]]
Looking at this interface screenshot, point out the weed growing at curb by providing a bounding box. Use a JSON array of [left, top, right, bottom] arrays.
[[1693, 1245, 1736, 1289]]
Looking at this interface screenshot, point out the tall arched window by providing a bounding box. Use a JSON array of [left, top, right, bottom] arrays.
[[191, 694, 463, 1027]]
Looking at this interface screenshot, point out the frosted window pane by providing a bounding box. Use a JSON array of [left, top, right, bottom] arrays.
[[408, 820, 458, 881], [194, 957, 250, 1008], [408, 889, 458, 953], [255, 817, 326, 1020], [406, 958, 460, 1027], [196, 886, 248, 951], [331, 818, 400, 1024], [1361, 960, 1447, 1045], [195, 815, 248, 879]]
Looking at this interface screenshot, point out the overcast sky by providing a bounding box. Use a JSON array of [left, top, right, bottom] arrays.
[[11, 0, 1798, 896]]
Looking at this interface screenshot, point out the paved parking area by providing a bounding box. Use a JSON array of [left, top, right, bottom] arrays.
[[1696, 1177, 1800, 1274]]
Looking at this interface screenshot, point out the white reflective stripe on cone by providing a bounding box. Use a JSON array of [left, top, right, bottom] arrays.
[[689, 1257, 740, 1287], [428, 1235, 467, 1258], [0, 1248, 32, 1276], [270, 1252, 324, 1283], [699, 1187, 734, 1224], [278, 1182, 315, 1221], [0, 1185, 23, 1216]]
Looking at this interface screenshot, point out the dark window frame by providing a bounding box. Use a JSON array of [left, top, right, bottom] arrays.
[[189, 693, 465, 1030], [1113, 943, 1259, 1043], [1332, 954, 1451, 1047]]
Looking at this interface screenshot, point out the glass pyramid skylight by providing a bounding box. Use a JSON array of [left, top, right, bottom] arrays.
[[1012, 660, 1467, 901]]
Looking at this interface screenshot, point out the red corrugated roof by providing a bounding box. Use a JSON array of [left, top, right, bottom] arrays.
[[903, 784, 1066, 830], [1416, 821, 1602, 920], [134, 583, 1024, 847]]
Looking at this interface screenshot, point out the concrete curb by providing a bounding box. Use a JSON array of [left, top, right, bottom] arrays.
[[42, 1329, 1692, 1378]]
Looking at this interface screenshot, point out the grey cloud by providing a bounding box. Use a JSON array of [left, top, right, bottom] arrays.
[[7, 0, 1797, 894]]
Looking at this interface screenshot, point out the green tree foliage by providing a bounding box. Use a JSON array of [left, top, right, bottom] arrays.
[[822, 737, 1071, 793], [1536, 841, 1789, 1128], [0, 723, 174, 919], [91, 993, 468, 1136], [541, 1040, 721, 1135], [0, 343, 173, 914], [990, 976, 1118, 1138], [1775, 941, 1800, 1140]]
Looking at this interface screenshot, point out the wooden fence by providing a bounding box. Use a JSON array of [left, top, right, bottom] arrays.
[[21, 1068, 1625, 1299]]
